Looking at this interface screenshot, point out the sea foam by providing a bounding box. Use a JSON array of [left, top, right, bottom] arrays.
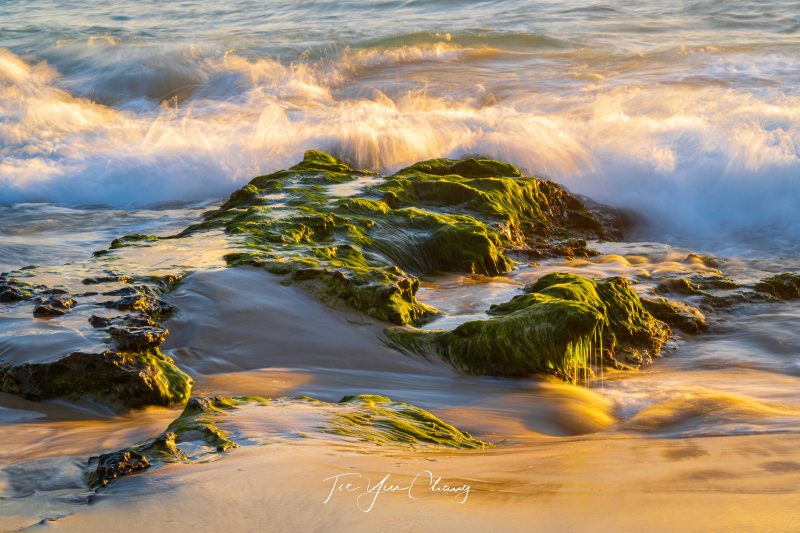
[[1, 42, 798, 251]]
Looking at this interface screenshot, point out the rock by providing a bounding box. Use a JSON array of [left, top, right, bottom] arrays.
[[81, 394, 487, 488], [331, 394, 489, 448], [87, 450, 150, 488], [103, 286, 174, 318], [33, 296, 76, 317], [684, 253, 721, 268], [0, 285, 27, 302], [642, 297, 706, 333], [754, 273, 800, 300], [388, 273, 671, 381], [108, 325, 169, 351], [0, 350, 192, 408], [655, 278, 708, 296], [82, 275, 133, 285], [109, 234, 159, 249], [188, 151, 621, 325]]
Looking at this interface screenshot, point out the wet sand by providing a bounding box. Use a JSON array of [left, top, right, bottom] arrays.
[[29, 432, 800, 533]]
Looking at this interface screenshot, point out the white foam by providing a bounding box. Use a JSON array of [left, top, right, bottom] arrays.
[[1, 46, 798, 252]]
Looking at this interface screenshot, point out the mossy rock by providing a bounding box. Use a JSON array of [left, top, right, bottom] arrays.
[[87, 450, 150, 488], [377, 162, 609, 240], [0, 349, 192, 408], [330, 394, 489, 449], [642, 297, 706, 334], [395, 157, 524, 179], [754, 273, 800, 300], [84, 393, 487, 488], [187, 151, 619, 325], [388, 273, 671, 381], [109, 234, 159, 249], [655, 277, 708, 297]]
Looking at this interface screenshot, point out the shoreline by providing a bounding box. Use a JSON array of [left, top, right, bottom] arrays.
[[11, 432, 798, 532]]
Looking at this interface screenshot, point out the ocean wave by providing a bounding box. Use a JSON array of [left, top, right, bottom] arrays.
[[1, 45, 799, 251]]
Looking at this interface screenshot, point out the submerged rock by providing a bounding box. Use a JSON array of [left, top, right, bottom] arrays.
[[82, 275, 133, 285], [109, 234, 160, 249], [331, 394, 489, 449], [387, 272, 671, 381], [81, 393, 487, 488], [0, 349, 192, 408], [0, 283, 29, 302]]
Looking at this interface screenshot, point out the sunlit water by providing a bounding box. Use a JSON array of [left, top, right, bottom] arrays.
[[1, 1, 800, 526], [1, 0, 799, 248]]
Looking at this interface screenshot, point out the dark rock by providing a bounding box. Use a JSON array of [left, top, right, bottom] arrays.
[[0, 286, 27, 302], [103, 286, 174, 318], [755, 273, 800, 300], [82, 275, 133, 285], [33, 297, 76, 317], [88, 450, 150, 488], [0, 350, 192, 408], [642, 297, 706, 334], [109, 325, 169, 351]]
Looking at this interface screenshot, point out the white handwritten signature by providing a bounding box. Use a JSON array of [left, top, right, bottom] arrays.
[[322, 470, 471, 512]]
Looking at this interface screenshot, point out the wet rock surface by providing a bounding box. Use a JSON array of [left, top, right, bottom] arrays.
[[87, 450, 151, 488], [183, 151, 622, 326], [388, 272, 672, 380]]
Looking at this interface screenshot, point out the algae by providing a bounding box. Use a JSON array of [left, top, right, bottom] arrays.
[[330, 394, 489, 449], [387, 272, 671, 381], [84, 393, 488, 488], [0, 348, 192, 408], [185, 151, 618, 325]]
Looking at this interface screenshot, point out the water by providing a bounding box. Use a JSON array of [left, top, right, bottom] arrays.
[[1, 2, 800, 528], [1, 0, 798, 250]]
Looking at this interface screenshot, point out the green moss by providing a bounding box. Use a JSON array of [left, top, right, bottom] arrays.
[[109, 234, 159, 249], [656, 275, 738, 296], [395, 157, 523, 179], [162, 396, 268, 452], [84, 393, 486, 488], [180, 151, 618, 325], [378, 159, 610, 240], [655, 277, 708, 296], [388, 272, 670, 381], [330, 394, 489, 449], [0, 348, 192, 408]]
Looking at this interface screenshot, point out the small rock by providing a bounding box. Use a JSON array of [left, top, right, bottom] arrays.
[[33, 297, 76, 317], [89, 450, 150, 487]]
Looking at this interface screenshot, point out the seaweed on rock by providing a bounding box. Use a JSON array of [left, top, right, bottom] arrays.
[[84, 394, 489, 488], [754, 273, 800, 300], [330, 394, 489, 449], [186, 151, 619, 325], [387, 272, 671, 381], [0, 349, 192, 408]]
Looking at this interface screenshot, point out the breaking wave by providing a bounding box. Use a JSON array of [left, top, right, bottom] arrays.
[[1, 34, 798, 251]]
